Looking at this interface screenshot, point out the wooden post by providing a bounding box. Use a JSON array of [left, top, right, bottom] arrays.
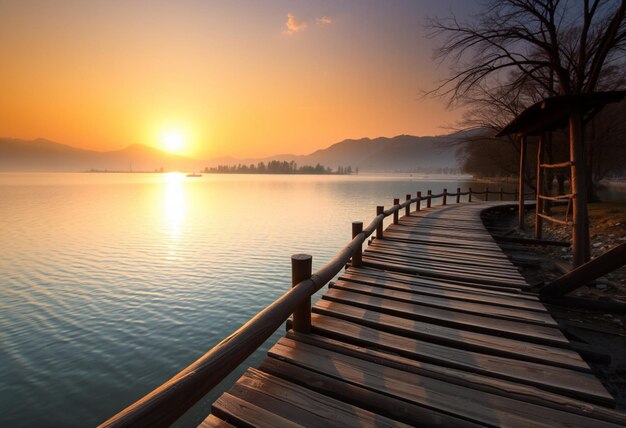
[[442, 189, 447, 205], [499, 187, 504, 201], [427, 190, 432, 208], [291, 254, 312, 333], [469, 187, 472, 202], [570, 107, 590, 267], [351, 222, 363, 268], [416, 191, 421, 211], [376, 206, 384, 239], [485, 187, 489, 201], [405, 194, 411, 216], [393, 198, 399, 224], [456, 187, 461, 204], [535, 133, 544, 240], [518, 135, 527, 230]]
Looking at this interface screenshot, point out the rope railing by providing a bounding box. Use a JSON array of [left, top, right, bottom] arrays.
[[99, 185, 526, 428]]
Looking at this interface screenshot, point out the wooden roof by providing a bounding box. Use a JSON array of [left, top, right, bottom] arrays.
[[496, 91, 626, 137]]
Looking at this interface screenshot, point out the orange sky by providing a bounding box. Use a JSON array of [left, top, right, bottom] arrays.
[[0, 1, 475, 159]]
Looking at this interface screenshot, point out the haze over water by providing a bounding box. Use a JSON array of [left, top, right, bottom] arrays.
[[0, 172, 489, 427]]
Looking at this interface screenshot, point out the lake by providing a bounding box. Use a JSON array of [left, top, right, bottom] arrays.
[[0, 172, 519, 427]]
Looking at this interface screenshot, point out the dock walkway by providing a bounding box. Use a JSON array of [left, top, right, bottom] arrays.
[[204, 201, 626, 427]]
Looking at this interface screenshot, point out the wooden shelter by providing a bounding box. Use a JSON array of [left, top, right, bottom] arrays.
[[496, 91, 626, 268]]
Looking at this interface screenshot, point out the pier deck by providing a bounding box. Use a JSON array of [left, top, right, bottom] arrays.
[[204, 201, 624, 427]]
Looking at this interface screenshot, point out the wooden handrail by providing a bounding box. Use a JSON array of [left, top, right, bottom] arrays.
[[100, 217, 377, 428], [100, 187, 501, 427]]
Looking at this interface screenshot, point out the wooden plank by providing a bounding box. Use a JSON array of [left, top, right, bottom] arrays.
[[232, 368, 410, 428], [381, 230, 502, 251], [338, 271, 546, 311], [258, 357, 483, 428], [365, 246, 520, 274], [344, 266, 537, 299], [364, 247, 524, 277], [288, 331, 623, 421], [362, 255, 527, 286], [198, 414, 235, 428], [211, 393, 302, 428], [268, 338, 617, 427], [372, 235, 514, 257], [369, 241, 517, 268], [314, 299, 574, 362], [362, 256, 527, 288], [330, 280, 556, 325], [387, 224, 500, 243], [305, 313, 606, 400]]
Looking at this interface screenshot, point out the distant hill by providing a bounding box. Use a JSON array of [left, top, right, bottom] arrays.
[[0, 138, 202, 172], [298, 133, 466, 172], [215, 132, 475, 172], [0, 131, 478, 172]]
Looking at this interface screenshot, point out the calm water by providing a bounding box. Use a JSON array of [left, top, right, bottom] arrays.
[[1, 172, 503, 427]]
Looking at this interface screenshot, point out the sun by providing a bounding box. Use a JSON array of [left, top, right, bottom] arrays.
[[161, 130, 186, 153]]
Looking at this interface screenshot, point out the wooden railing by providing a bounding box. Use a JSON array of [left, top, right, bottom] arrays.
[[99, 186, 526, 428]]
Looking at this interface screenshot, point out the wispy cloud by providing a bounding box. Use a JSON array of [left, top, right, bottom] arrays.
[[284, 13, 307, 35], [317, 16, 332, 26]]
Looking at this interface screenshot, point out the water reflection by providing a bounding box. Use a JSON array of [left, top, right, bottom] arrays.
[[162, 173, 186, 238]]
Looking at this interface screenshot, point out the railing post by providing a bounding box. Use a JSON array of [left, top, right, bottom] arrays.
[[485, 187, 489, 201], [514, 189, 518, 201], [427, 190, 432, 208], [443, 188, 448, 205], [351, 222, 363, 268], [291, 254, 312, 333], [405, 194, 411, 217], [469, 187, 472, 202], [393, 198, 399, 224], [416, 191, 421, 211], [456, 187, 461, 204], [376, 206, 384, 239], [500, 187, 504, 201]]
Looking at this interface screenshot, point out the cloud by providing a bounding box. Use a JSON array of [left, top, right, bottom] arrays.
[[317, 16, 332, 26], [284, 13, 307, 35]]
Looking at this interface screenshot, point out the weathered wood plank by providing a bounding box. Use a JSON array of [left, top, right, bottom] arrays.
[[258, 357, 483, 428], [305, 313, 609, 401], [233, 368, 410, 427], [197, 414, 234, 428], [344, 266, 538, 298], [287, 331, 623, 421], [330, 280, 556, 325], [314, 299, 574, 361], [362, 255, 526, 288], [338, 271, 546, 311], [369, 242, 517, 269], [363, 248, 525, 278], [211, 393, 302, 428], [268, 338, 617, 427]]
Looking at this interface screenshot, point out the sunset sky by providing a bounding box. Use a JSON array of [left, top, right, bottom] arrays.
[[0, 1, 478, 159]]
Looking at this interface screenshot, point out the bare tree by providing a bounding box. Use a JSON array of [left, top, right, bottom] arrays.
[[431, 0, 626, 196], [428, 0, 626, 101]]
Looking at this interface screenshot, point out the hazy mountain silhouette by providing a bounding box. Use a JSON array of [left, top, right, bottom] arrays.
[[225, 132, 475, 172], [0, 131, 477, 172], [0, 138, 201, 172]]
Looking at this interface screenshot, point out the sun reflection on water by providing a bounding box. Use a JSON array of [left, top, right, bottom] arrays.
[[163, 173, 186, 238]]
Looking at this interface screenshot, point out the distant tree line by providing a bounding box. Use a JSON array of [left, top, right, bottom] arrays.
[[203, 160, 354, 175]]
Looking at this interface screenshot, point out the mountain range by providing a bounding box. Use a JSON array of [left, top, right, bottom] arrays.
[[0, 132, 473, 172]]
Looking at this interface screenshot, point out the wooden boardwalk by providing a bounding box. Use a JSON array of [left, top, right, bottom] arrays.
[[202, 201, 625, 427]]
